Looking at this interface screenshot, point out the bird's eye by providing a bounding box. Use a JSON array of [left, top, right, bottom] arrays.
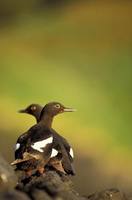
[[31, 106, 36, 111], [54, 104, 60, 109]]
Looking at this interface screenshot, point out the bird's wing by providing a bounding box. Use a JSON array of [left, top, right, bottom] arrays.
[[30, 136, 53, 153], [51, 129, 75, 175], [15, 132, 29, 159], [13, 127, 54, 167], [59, 136, 74, 162], [28, 127, 53, 153], [52, 129, 74, 162], [59, 142, 75, 175], [15, 127, 53, 157]]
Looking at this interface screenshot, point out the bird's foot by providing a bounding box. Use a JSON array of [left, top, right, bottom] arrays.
[[37, 167, 45, 176], [25, 170, 32, 177]]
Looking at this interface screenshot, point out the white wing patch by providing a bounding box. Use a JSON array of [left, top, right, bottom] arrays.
[[31, 137, 53, 152], [70, 148, 74, 158], [50, 148, 58, 158], [15, 143, 20, 150]]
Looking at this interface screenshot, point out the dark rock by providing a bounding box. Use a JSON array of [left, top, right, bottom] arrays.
[[0, 155, 130, 200], [16, 170, 87, 200], [87, 188, 127, 200], [0, 155, 17, 189], [31, 189, 52, 200], [0, 189, 30, 200]]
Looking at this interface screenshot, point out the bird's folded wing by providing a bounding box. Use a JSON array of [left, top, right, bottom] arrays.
[[31, 136, 53, 153]]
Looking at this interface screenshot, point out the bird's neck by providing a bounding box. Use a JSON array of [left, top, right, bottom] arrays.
[[35, 111, 41, 123], [40, 114, 53, 128]]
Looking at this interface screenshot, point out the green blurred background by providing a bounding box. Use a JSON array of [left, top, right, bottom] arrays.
[[0, 0, 132, 195]]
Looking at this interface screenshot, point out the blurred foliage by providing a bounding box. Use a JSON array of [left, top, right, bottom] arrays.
[[0, 0, 132, 193], [0, 0, 76, 25]]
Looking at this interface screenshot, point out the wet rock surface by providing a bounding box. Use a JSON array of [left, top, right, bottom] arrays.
[[0, 155, 17, 189], [16, 171, 85, 200], [0, 155, 131, 200], [87, 188, 127, 200]]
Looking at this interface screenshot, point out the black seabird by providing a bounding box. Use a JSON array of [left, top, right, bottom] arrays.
[[19, 104, 42, 123], [18, 103, 74, 173], [11, 102, 76, 176]]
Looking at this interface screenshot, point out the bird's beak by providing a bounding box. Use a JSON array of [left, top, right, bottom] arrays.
[[63, 107, 77, 112], [18, 109, 26, 113]]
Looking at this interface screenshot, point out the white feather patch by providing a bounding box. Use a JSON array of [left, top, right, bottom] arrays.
[[31, 137, 53, 152], [70, 148, 74, 158], [15, 143, 20, 150], [50, 148, 58, 158]]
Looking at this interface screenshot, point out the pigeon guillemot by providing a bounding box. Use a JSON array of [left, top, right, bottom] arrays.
[[11, 102, 76, 176], [18, 104, 42, 123], [18, 103, 74, 171]]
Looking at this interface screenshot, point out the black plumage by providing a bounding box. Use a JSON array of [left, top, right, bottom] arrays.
[[12, 102, 76, 176], [18, 104, 74, 165], [18, 104, 42, 123]]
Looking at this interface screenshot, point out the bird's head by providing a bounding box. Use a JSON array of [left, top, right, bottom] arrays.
[[40, 102, 76, 118], [18, 104, 42, 118]]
